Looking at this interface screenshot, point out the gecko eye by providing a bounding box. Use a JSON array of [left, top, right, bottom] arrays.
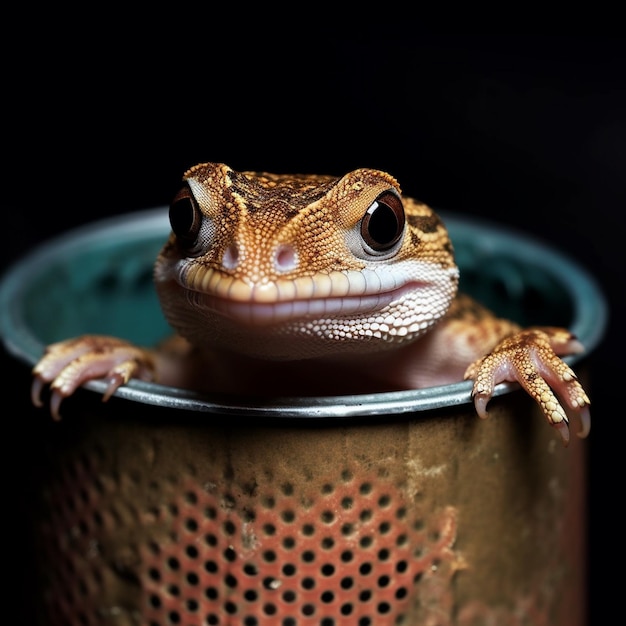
[[360, 190, 406, 252], [169, 185, 202, 250]]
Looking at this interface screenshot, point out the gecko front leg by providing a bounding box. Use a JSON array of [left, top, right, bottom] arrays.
[[464, 327, 591, 446], [31, 335, 156, 420]]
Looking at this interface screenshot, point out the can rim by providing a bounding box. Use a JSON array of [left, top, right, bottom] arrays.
[[0, 208, 608, 418]]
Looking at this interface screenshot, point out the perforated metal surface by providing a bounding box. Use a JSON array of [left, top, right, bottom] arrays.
[[39, 434, 460, 626], [141, 476, 457, 625], [32, 405, 587, 626]]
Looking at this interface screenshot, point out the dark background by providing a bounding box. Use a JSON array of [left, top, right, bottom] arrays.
[[3, 32, 623, 624]]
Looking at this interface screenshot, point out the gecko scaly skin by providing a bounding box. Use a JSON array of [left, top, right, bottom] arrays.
[[31, 163, 590, 444]]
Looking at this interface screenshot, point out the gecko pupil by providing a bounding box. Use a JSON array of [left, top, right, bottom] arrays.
[[368, 202, 398, 243]]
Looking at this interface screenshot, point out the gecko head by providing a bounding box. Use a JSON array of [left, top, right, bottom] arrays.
[[154, 163, 459, 360]]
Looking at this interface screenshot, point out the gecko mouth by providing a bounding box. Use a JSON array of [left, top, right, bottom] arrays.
[[187, 282, 428, 327], [171, 261, 453, 328]]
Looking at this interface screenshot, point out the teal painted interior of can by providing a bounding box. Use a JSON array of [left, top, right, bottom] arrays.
[[0, 208, 608, 418]]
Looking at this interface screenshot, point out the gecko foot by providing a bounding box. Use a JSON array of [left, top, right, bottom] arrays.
[[464, 328, 590, 446], [31, 335, 156, 420]]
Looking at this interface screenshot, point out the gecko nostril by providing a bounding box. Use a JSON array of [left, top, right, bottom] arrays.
[[274, 244, 298, 273], [222, 243, 239, 270]]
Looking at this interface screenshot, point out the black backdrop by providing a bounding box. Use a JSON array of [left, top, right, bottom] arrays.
[[3, 32, 623, 624]]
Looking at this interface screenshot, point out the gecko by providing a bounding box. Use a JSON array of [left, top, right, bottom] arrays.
[[31, 162, 591, 445]]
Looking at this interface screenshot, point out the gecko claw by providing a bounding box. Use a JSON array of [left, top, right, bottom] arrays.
[[472, 394, 490, 420], [31, 376, 45, 408], [102, 372, 129, 402], [576, 406, 591, 439], [553, 418, 571, 447], [49, 390, 65, 421]]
